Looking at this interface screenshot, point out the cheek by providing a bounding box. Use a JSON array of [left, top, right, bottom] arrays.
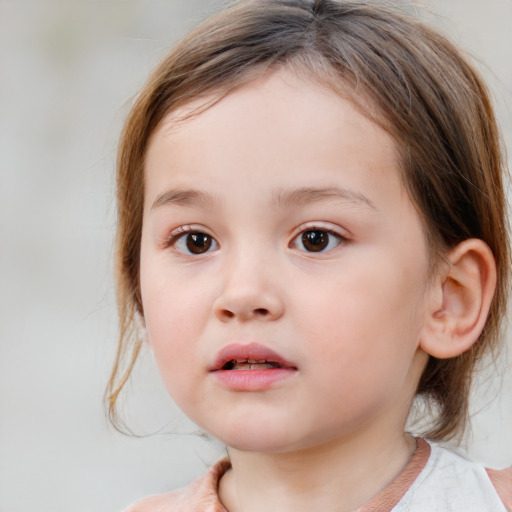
[[140, 265, 212, 397], [143, 301, 208, 418], [295, 255, 427, 379], [144, 290, 205, 354]]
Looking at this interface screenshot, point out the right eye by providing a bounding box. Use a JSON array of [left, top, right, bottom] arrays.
[[172, 231, 219, 255], [291, 228, 344, 253]]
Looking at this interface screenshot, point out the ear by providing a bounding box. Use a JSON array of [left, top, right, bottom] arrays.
[[420, 239, 497, 359]]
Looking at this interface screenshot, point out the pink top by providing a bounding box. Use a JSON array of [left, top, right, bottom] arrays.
[[126, 439, 512, 512]]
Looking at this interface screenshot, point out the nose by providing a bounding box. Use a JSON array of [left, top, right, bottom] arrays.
[[212, 255, 285, 323]]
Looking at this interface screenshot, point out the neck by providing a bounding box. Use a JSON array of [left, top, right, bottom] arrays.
[[218, 430, 416, 512]]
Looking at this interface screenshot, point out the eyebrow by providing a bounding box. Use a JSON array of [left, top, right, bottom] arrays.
[[150, 185, 377, 212], [151, 189, 216, 211], [273, 186, 377, 211]]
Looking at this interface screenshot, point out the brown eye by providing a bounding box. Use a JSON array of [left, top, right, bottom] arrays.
[[302, 230, 328, 252], [293, 229, 343, 253], [173, 231, 219, 255], [185, 233, 214, 254]]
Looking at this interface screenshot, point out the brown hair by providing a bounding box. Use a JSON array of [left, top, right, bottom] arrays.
[[107, 0, 510, 440]]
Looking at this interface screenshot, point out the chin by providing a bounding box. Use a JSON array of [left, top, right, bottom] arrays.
[[212, 422, 335, 455], [223, 436, 297, 454], [205, 419, 300, 453]]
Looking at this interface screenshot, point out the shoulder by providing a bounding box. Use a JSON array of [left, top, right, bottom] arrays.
[[124, 491, 184, 512], [123, 457, 231, 512], [396, 443, 512, 512], [486, 467, 512, 512]]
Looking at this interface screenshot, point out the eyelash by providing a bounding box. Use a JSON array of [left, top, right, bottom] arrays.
[[165, 225, 346, 256]]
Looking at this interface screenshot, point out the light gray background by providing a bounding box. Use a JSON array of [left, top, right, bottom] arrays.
[[1, 1, 511, 511]]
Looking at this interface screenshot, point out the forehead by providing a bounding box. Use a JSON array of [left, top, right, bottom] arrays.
[[146, 68, 401, 187], [152, 63, 392, 148], [143, 69, 425, 245]]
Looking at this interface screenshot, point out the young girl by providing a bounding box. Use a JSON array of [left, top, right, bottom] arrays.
[[107, 1, 511, 510]]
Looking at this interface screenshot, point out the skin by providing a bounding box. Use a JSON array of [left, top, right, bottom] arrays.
[[139, 69, 440, 512]]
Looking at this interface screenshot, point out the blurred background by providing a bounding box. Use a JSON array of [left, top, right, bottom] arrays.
[[0, 1, 511, 511]]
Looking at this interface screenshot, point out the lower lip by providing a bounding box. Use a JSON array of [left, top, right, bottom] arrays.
[[211, 368, 297, 391]]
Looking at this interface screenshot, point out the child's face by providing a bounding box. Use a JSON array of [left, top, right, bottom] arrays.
[[140, 69, 434, 453]]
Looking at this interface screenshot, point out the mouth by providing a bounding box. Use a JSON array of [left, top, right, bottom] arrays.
[[210, 342, 296, 372], [221, 359, 283, 371], [210, 343, 297, 391]]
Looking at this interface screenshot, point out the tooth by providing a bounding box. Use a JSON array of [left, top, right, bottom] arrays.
[[226, 361, 283, 370]]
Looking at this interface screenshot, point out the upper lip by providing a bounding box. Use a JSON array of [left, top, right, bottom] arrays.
[[209, 342, 297, 371]]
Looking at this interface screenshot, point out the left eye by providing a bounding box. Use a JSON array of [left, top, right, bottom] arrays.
[[292, 229, 344, 253], [173, 232, 219, 255]]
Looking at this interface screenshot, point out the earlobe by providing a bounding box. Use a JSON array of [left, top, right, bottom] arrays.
[[420, 239, 497, 359]]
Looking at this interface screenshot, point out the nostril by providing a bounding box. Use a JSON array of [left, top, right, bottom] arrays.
[[213, 298, 282, 322]]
